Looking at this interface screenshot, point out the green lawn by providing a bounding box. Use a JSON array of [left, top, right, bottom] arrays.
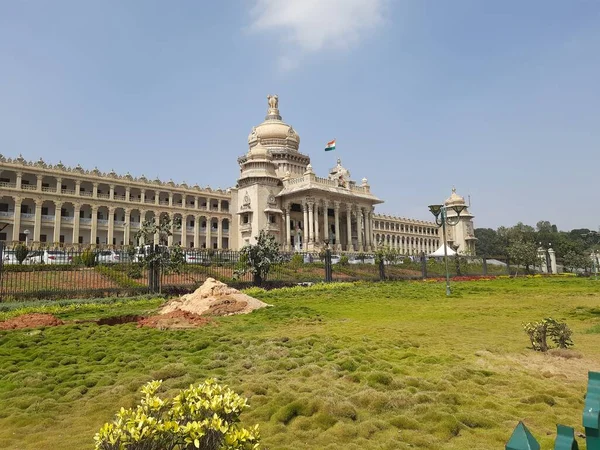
[[1, 278, 600, 449]]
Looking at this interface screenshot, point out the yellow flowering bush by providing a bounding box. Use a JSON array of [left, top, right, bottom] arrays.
[[94, 379, 260, 450]]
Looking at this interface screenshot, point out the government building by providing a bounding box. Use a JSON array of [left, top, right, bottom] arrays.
[[0, 96, 476, 255]]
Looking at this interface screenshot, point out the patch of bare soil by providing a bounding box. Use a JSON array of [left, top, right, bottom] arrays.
[[0, 313, 63, 330], [160, 277, 270, 317], [137, 310, 212, 329]]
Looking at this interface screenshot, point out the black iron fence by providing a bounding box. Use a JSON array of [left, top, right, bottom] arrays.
[[0, 243, 514, 301]]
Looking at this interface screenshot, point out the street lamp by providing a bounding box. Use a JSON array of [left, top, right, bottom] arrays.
[[23, 229, 30, 246], [428, 203, 466, 296]]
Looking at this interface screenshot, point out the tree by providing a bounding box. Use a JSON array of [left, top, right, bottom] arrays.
[[562, 250, 589, 273], [14, 243, 29, 265], [507, 240, 539, 275], [135, 214, 182, 247], [235, 230, 282, 286], [94, 379, 260, 450], [474, 228, 504, 256]]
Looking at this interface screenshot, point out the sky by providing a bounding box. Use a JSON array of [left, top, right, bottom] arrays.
[[0, 0, 599, 231]]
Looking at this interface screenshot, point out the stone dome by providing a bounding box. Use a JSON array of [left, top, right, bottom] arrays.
[[445, 188, 466, 206], [247, 95, 300, 150]]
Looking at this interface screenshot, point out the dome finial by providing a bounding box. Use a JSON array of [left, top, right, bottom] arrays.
[[452, 186, 456, 193], [266, 94, 281, 120]]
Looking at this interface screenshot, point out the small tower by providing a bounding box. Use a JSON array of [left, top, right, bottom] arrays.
[[443, 188, 476, 255]]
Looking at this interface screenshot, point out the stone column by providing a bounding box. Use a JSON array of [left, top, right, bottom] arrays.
[[53, 201, 62, 244], [75, 180, 81, 196], [107, 207, 115, 247], [91, 205, 99, 246], [154, 214, 160, 245], [367, 210, 373, 250], [56, 177, 62, 194], [302, 202, 309, 249], [34, 199, 42, 242], [169, 193, 173, 207], [194, 196, 199, 210], [36, 175, 43, 191], [323, 201, 329, 243], [308, 201, 314, 246], [314, 203, 320, 245], [155, 193, 160, 206], [73, 204, 81, 246], [334, 201, 340, 251], [285, 205, 291, 251], [109, 185, 115, 200], [357, 207, 364, 252], [93, 182, 98, 198], [140, 189, 146, 203], [168, 216, 174, 246], [217, 218, 223, 249], [549, 248, 557, 274], [125, 187, 131, 202], [16, 171, 22, 190], [206, 217, 212, 249], [12, 197, 22, 242], [218, 200, 222, 212], [346, 204, 353, 251], [180, 216, 187, 248], [194, 215, 201, 249], [124, 209, 131, 246]]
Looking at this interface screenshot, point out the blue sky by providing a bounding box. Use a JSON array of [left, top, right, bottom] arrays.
[[1, 0, 598, 231]]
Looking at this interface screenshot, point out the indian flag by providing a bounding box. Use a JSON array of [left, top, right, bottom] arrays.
[[325, 139, 336, 151]]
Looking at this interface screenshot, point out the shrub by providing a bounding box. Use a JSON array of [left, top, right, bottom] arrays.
[[80, 250, 97, 267], [94, 379, 260, 450], [14, 243, 29, 265], [339, 255, 349, 266], [290, 253, 304, 268], [523, 318, 573, 352]]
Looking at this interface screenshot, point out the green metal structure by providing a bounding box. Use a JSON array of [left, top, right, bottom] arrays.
[[506, 371, 598, 449]]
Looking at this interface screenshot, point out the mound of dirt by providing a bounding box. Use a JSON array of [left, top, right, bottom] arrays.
[[159, 277, 270, 317], [0, 313, 63, 330], [137, 310, 212, 329]]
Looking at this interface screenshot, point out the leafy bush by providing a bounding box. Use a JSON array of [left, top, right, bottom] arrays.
[[523, 318, 573, 352], [79, 249, 97, 267], [235, 231, 282, 286], [94, 379, 260, 450], [290, 253, 304, 269], [339, 255, 349, 266], [127, 264, 144, 279], [14, 243, 29, 265]]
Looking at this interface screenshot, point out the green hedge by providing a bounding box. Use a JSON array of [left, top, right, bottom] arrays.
[[1, 264, 77, 272]]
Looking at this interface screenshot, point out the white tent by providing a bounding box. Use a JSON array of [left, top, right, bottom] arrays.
[[429, 244, 457, 257]]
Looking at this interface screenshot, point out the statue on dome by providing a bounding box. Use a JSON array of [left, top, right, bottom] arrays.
[[267, 94, 278, 110]]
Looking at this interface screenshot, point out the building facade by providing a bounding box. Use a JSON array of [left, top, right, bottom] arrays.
[[0, 96, 476, 254]]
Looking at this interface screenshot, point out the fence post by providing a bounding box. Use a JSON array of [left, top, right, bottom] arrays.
[[555, 425, 578, 450], [584, 371, 600, 450], [455, 253, 461, 276], [421, 252, 427, 279], [378, 258, 385, 281], [506, 422, 540, 450], [324, 247, 332, 282], [482, 256, 488, 276]]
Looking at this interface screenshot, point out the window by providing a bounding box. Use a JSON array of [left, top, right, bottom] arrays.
[[0, 177, 10, 183], [19, 233, 26, 242], [40, 234, 47, 243], [59, 235, 65, 243], [242, 214, 249, 224], [61, 208, 68, 217], [78, 236, 83, 244], [41, 207, 48, 215], [42, 183, 49, 188], [0, 203, 8, 212], [0, 232, 6, 241]]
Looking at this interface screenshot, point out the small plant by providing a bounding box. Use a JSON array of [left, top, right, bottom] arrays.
[[290, 253, 304, 268], [234, 230, 282, 286], [523, 318, 574, 352], [339, 255, 349, 266], [94, 378, 260, 450], [80, 249, 97, 267], [14, 243, 29, 265]]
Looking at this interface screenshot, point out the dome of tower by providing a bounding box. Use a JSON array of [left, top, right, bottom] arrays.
[[445, 188, 466, 206], [247, 95, 300, 150]]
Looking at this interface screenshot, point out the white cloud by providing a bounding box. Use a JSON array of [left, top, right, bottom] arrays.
[[248, 0, 387, 69]]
